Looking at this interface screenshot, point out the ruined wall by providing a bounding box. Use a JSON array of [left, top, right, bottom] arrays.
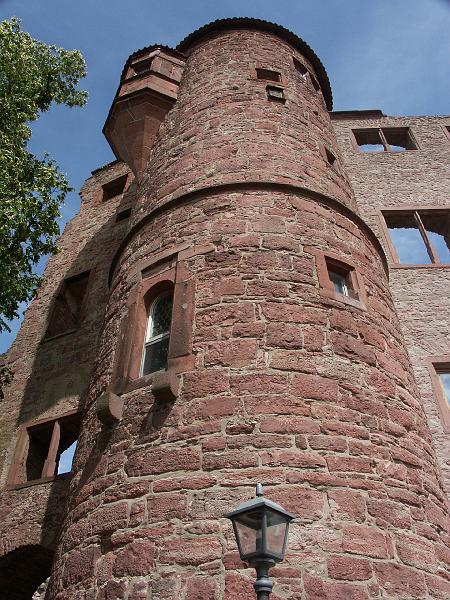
[[43, 25, 450, 600], [0, 161, 131, 571], [332, 113, 450, 495]]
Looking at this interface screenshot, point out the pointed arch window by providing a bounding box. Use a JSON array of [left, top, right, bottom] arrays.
[[141, 290, 173, 376]]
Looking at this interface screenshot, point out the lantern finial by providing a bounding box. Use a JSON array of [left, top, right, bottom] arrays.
[[256, 483, 264, 497]]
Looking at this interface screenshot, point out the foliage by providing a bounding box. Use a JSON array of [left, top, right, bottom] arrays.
[[0, 17, 87, 335]]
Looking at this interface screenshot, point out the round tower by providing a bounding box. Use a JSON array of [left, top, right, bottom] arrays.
[[47, 19, 449, 600]]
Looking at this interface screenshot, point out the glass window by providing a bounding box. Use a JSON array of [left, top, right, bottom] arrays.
[[141, 291, 173, 376]]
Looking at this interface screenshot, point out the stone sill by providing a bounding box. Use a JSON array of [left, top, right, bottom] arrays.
[[5, 472, 71, 491]]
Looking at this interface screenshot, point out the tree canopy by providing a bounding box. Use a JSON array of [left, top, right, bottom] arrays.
[[0, 17, 87, 333]]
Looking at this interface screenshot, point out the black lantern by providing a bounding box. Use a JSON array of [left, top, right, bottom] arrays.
[[226, 484, 294, 599]]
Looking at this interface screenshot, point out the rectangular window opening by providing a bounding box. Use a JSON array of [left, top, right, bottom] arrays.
[[325, 147, 338, 170], [310, 72, 321, 92], [44, 271, 90, 339], [116, 207, 132, 222], [383, 210, 450, 265], [325, 259, 358, 300], [132, 57, 153, 76], [266, 85, 285, 102], [353, 128, 417, 153], [13, 412, 81, 485], [102, 175, 128, 201], [256, 68, 281, 83], [293, 57, 308, 80]]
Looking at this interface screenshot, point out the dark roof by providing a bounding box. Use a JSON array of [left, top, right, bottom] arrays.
[[176, 17, 332, 110]]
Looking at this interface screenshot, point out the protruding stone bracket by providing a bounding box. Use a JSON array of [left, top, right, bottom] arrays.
[[96, 391, 124, 427], [151, 370, 179, 402]]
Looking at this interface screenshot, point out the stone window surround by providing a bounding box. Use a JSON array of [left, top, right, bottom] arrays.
[[377, 206, 450, 269], [309, 248, 367, 310], [426, 357, 450, 433], [351, 127, 420, 153], [252, 65, 286, 87], [6, 409, 81, 490], [110, 245, 197, 396]]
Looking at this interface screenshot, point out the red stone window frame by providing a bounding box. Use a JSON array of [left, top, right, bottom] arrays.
[[111, 251, 195, 395], [426, 357, 450, 433], [310, 249, 367, 309], [378, 207, 450, 269], [6, 409, 81, 489], [351, 127, 419, 153]]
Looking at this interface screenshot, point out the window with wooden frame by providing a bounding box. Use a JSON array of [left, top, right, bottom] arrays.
[[381, 209, 450, 266], [44, 271, 90, 340], [111, 250, 195, 396], [353, 127, 418, 153], [311, 250, 367, 309], [7, 411, 81, 487], [427, 359, 450, 433]]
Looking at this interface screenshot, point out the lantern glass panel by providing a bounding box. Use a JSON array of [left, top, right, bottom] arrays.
[[266, 509, 289, 556], [234, 508, 263, 557]]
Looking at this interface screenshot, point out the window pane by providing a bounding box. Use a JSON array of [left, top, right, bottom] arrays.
[[329, 270, 348, 295], [150, 294, 173, 338], [142, 336, 170, 375], [353, 129, 385, 152], [385, 213, 431, 264], [266, 511, 288, 556], [420, 214, 450, 263], [383, 128, 416, 151], [438, 372, 450, 406]]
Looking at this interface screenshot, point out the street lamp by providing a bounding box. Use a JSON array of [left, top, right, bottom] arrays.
[[225, 484, 294, 600]]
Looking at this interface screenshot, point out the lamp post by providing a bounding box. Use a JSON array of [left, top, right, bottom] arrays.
[[225, 484, 294, 600]]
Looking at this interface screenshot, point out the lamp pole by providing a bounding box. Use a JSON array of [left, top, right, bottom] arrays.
[[253, 560, 275, 599]]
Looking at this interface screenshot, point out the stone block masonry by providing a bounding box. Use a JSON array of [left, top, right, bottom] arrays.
[[0, 17, 449, 600]]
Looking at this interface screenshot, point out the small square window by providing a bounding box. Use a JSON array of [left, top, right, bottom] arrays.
[[256, 68, 281, 83], [325, 259, 359, 301], [8, 412, 81, 486], [132, 57, 153, 76], [353, 128, 418, 152], [116, 207, 131, 222], [44, 271, 90, 339], [325, 147, 339, 172], [382, 210, 450, 266], [102, 175, 128, 201], [266, 85, 285, 102]]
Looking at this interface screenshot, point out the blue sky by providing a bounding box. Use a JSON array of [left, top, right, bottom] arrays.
[[1, 0, 449, 352]]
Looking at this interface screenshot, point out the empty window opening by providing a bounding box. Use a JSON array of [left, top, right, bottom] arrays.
[[141, 290, 173, 376], [310, 72, 321, 92], [293, 57, 308, 80], [326, 259, 358, 300], [266, 85, 285, 102], [384, 210, 450, 265], [256, 68, 281, 83], [45, 271, 90, 339], [325, 147, 338, 171], [116, 207, 132, 222], [438, 369, 450, 408], [132, 57, 153, 76], [102, 174, 128, 201], [353, 128, 417, 152], [11, 412, 81, 485]]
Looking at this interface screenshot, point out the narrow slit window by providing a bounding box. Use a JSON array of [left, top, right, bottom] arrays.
[[256, 68, 281, 83], [45, 271, 90, 339], [438, 370, 450, 408], [141, 291, 173, 376], [102, 175, 128, 201], [293, 57, 308, 81], [116, 207, 131, 222], [383, 210, 450, 265], [325, 147, 338, 171], [430, 361, 450, 433], [353, 128, 417, 153]]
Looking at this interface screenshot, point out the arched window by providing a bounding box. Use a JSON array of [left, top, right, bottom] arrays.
[[141, 291, 173, 376]]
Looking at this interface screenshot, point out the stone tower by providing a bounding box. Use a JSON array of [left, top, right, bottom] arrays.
[[1, 18, 449, 600]]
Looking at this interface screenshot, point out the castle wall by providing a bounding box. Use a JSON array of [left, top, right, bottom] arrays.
[[42, 26, 450, 600], [332, 114, 450, 495]]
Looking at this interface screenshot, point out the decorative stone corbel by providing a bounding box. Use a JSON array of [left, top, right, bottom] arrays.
[[151, 370, 179, 402], [96, 390, 124, 427]]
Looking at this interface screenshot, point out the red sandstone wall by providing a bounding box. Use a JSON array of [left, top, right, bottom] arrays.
[[45, 27, 450, 600], [332, 114, 450, 495], [0, 161, 131, 563]]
